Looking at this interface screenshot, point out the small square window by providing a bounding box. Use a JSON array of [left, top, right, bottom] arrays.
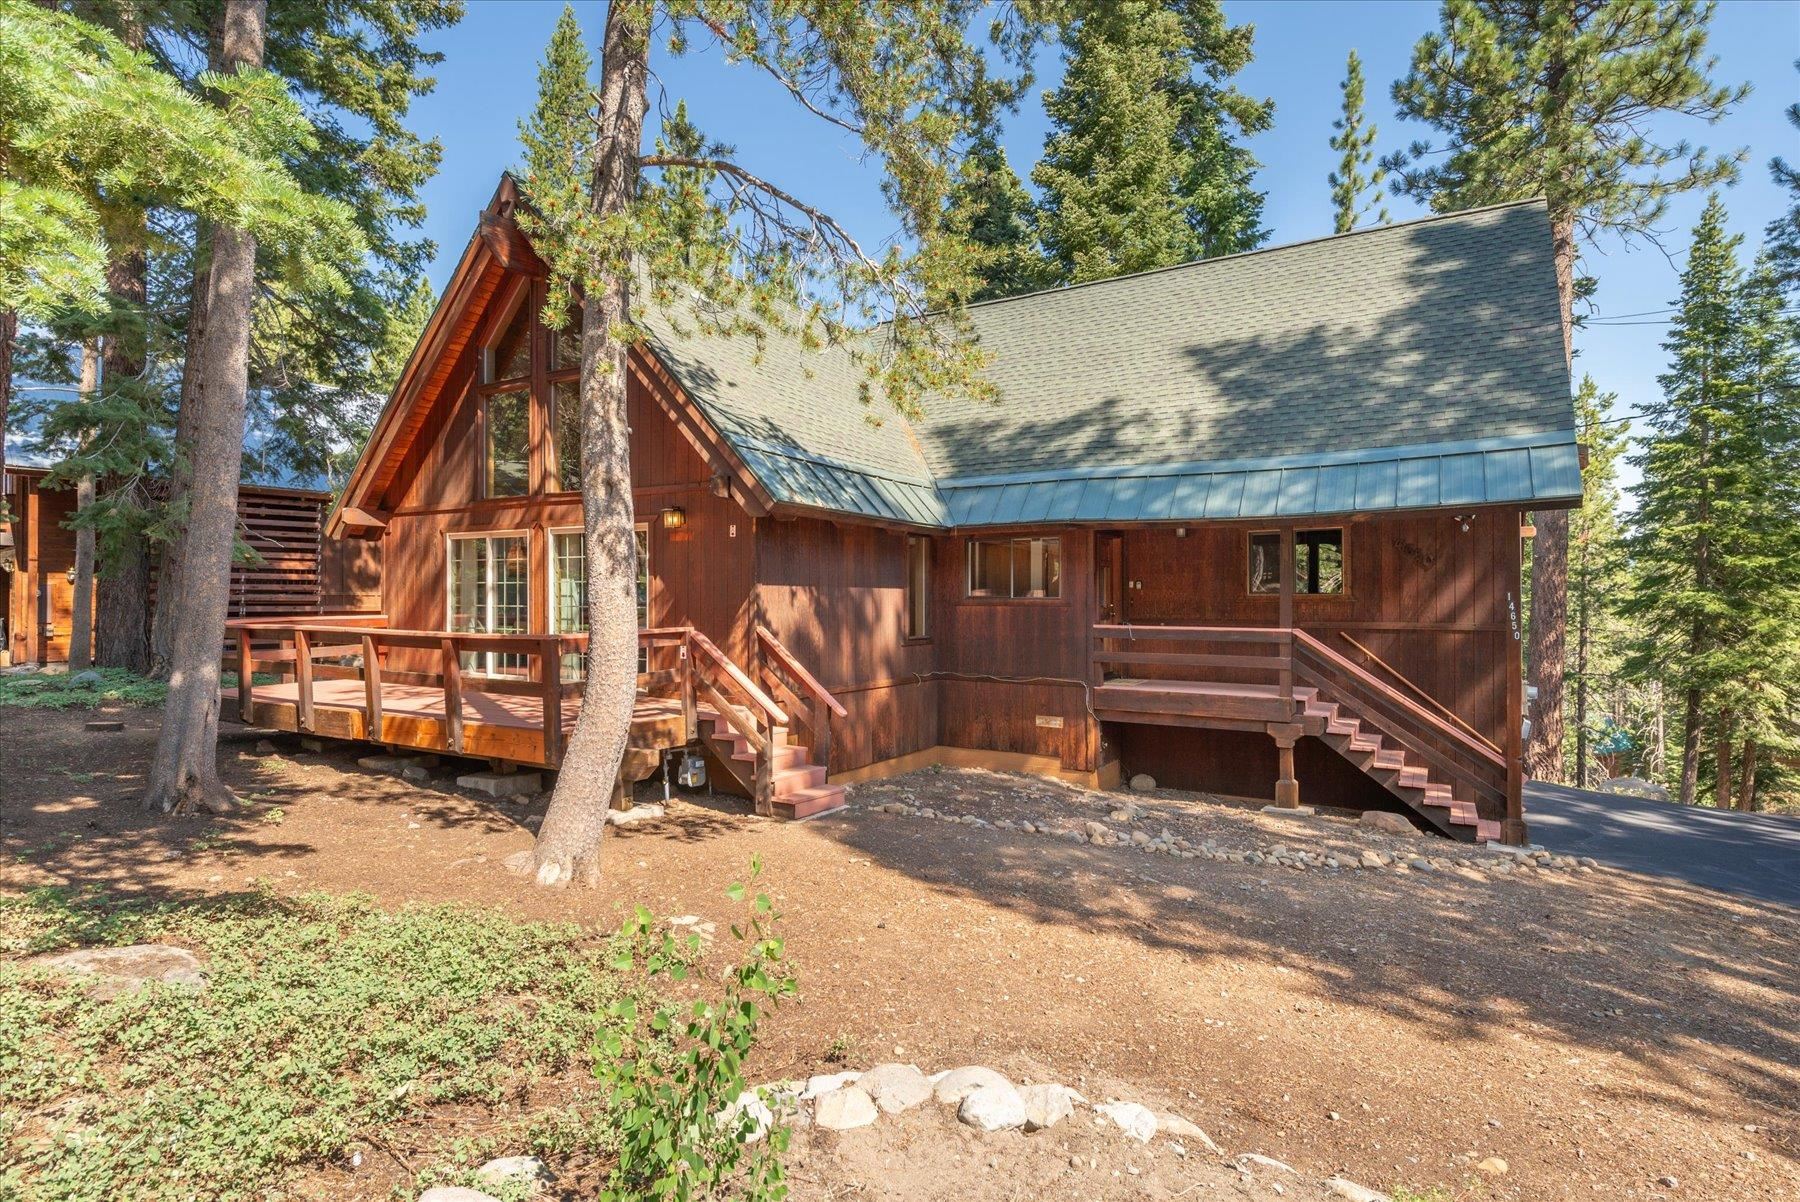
[[1249, 529, 1345, 595]]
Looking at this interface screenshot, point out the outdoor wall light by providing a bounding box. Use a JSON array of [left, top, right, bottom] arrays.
[[661, 506, 686, 530]]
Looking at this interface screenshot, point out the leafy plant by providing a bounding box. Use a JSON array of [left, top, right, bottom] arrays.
[[0, 669, 165, 710], [596, 857, 797, 1202]]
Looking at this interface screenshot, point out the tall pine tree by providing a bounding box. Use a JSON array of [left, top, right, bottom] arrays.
[[1032, 0, 1270, 283], [1327, 50, 1388, 234], [1390, 0, 1748, 783], [1566, 375, 1629, 787], [1766, 60, 1800, 295], [944, 131, 1055, 301]]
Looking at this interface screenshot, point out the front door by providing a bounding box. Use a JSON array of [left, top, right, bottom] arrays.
[[1095, 531, 1124, 624]]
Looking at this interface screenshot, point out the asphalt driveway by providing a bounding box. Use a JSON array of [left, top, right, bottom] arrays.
[[1526, 781, 1800, 907]]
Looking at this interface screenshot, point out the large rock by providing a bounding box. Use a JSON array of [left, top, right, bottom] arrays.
[[716, 1091, 775, 1143], [801, 1071, 861, 1100], [1156, 1112, 1220, 1153], [1327, 1178, 1392, 1202], [418, 1189, 501, 1202], [1358, 810, 1416, 836], [457, 771, 542, 798], [931, 1065, 1013, 1105], [814, 1086, 878, 1131], [1019, 1083, 1080, 1131], [35, 944, 206, 1000], [1128, 773, 1157, 793], [474, 1155, 552, 1189], [1096, 1100, 1157, 1143], [957, 1083, 1027, 1132], [858, 1063, 932, 1114]]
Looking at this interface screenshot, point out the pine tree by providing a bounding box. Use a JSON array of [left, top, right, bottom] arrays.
[[1390, 0, 1748, 784], [943, 131, 1056, 302], [1565, 375, 1629, 787], [1624, 196, 1746, 806], [1032, 0, 1270, 283], [517, 2, 1040, 885], [1327, 50, 1388, 234], [1766, 60, 1800, 296]]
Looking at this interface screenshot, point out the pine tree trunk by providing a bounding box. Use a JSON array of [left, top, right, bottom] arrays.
[[152, 219, 214, 676], [0, 309, 13, 502], [527, 1, 651, 888], [145, 0, 266, 815], [93, 242, 152, 674], [66, 342, 101, 671], [1677, 687, 1701, 806], [1713, 712, 1733, 809], [1736, 737, 1757, 812], [1572, 563, 1590, 788], [1525, 211, 1577, 784]]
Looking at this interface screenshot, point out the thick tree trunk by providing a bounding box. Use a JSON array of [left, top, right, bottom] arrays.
[[1572, 569, 1590, 788], [152, 220, 214, 675], [1526, 212, 1577, 784], [1736, 737, 1757, 812], [145, 0, 266, 815], [67, 345, 101, 671], [1677, 687, 1701, 807], [527, 1, 651, 888], [1712, 712, 1733, 810], [93, 246, 152, 673]]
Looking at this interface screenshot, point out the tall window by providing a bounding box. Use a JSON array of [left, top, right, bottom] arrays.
[[447, 533, 528, 675], [966, 536, 1060, 598], [1249, 528, 1345, 595], [550, 309, 581, 492], [905, 535, 930, 638], [481, 289, 531, 497], [549, 525, 650, 676]]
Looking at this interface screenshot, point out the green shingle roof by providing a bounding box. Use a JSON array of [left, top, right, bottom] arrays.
[[642, 199, 1579, 527]]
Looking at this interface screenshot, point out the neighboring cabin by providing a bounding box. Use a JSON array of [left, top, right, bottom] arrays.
[[235, 176, 1578, 844]]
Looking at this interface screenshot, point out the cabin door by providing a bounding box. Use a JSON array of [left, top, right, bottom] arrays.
[[1095, 531, 1124, 624]]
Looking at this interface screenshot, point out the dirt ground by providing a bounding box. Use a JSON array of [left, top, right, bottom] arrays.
[[3, 704, 1797, 1202]]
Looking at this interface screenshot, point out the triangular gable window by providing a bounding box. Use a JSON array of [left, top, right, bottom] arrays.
[[484, 289, 532, 384]]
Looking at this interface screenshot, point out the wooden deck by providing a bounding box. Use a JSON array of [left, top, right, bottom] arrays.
[[226, 678, 690, 771], [1093, 679, 1321, 730]]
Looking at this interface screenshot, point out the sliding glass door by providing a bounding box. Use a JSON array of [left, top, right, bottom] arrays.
[[446, 533, 529, 676]]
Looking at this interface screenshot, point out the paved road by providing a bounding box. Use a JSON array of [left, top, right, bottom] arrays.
[[1525, 781, 1800, 907]]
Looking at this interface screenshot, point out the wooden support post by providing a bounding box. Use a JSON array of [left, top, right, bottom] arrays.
[[1273, 734, 1300, 808], [293, 629, 314, 732], [753, 723, 775, 818], [541, 638, 562, 766], [679, 636, 697, 743], [441, 637, 464, 755], [236, 628, 254, 722], [361, 634, 383, 742], [812, 696, 832, 772], [1502, 511, 1529, 846]]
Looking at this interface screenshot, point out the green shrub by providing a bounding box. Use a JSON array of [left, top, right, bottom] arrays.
[[0, 887, 655, 1201], [596, 857, 797, 1202], [0, 670, 166, 710]]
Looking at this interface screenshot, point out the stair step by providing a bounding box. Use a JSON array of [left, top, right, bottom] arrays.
[[773, 764, 828, 796], [1476, 819, 1503, 843], [730, 743, 810, 771], [772, 784, 847, 820], [1371, 749, 1407, 771]]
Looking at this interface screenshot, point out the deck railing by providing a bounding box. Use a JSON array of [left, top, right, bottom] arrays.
[[1092, 623, 1297, 708], [755, 624, 847, 774]]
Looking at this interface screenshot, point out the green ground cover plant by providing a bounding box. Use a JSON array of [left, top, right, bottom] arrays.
[[0, 670, 167, 710]]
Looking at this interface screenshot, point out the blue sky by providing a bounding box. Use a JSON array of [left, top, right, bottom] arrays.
[[405, 1, 1800, 488]]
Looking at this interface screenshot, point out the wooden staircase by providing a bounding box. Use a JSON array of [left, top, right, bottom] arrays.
[[697, 704, 846, 819], [1300, 689, 1500, 842]]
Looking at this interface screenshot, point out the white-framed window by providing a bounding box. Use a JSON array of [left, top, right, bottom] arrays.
[[548, 524, 650, 677], [966, 536, 1061, 598], [446, 532, 529, 676]]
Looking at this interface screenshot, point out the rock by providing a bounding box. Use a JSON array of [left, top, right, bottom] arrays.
[[932, 1065, 1013, 1105], [1408, 857, 1432, 871], [1326, 1178, 1391, 1202], [1657, 1176, 1679, 1189], [457, 771, 542, 798], [70, 669, 104, 687], [253, 739, 278, 756], [1358, 811, 1415, 836], [1476, 1156, 1509, 1177], [34, 944, 207, 1000], [802, 1071, 862, 1099], [299, 736, 326, 753], [1156, 1113, 1220, 1153], [474, 1155, 553, 1189], [858, 1063, 933, 1114], [958, 1083, 1027, 1132], [813, 1086, 878, 1131], [402, 764, 433, 783], [1095, 1101, 1157, 1143], [84, 719, 125, 733], [418, 1189, 501, 1202], [358, 754, 408, 772], [606, 803, 667, 826], [1019, 1083, 1080, 1131], [1130, 830, 1151, 846], [1236, 1153, 1298, 1175], [1128, 773, 1157, 793], [716, 1090, 775, 1142]]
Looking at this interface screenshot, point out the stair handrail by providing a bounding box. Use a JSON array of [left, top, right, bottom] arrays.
[[685, 629, 787, 726], [1291, 629, 1505, 770], [1336, 632, 1505, 758], [754, 625, 848, 718]]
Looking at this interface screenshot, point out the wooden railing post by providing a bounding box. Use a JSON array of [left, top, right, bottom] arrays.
[[236, 627, 254, 723], [812, 696, 831, 772], [679, 634, 697, 743], [361, 633, 383, 743], [294, 628, 314, 732], [441, 637, 465, 755], [1278, 526, 1296, 716], [753, 718, 774, 817], [542, 637, 563, 766]]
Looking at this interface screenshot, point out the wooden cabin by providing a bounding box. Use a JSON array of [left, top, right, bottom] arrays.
[[1, 466, 380, 666], [228, 177, 1579, 843]]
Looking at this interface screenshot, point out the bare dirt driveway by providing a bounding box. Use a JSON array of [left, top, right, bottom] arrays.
[[4, 705, 1797, 1201]]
